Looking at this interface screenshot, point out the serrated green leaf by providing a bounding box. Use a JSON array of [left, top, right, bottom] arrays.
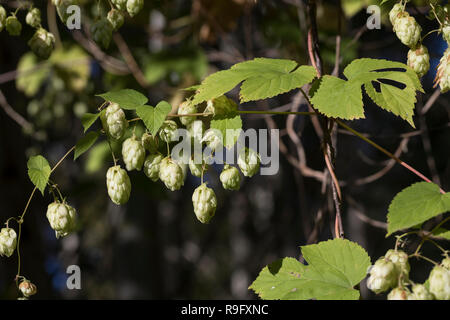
[[432, 228, 450, 240], [136, 101, 172, 136], [74, 131, 100, 160], [249, 239, 371, 300], [210, 115, 242, 149], [387, 182, 450, 236], [97, 89, 148, 110], [81, 112, 101, 133], [311, 58, 422, 126], [192, 58, 317, 104], [27, 155, 51, 195]]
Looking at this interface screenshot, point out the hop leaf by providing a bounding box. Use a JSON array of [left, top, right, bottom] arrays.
[[159, 157, 184, 191], [106, 165, 132, 205], [6, 16, 22, 36], [192, 183, 217, 224], [122, 135, 146, 171], [91, 18, 113, 49], [46, 201, 77, 238], [144, 153, 163, 182], [0, 228, 17, 257], [220, 165, 241, 191]]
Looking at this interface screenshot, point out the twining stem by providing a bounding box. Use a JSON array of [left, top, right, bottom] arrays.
[[410, 253, 438, 266], [335, 119, 446, 194], [431, 216, 450, 234]]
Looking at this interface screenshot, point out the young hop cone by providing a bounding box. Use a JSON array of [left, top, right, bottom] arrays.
[[141, 132, 159, 153], [389, 3, 403, 26], [159, 157, 184, 191], [202, 129, 223, 151], [435, 48, 450, 93], [26, 8, 41, 28], [122, 135, 145, 171], [188, 120, 204, 146], [0, 6, 6, 32], [189, 156, 207, 178], [178, 101, 198, 126], [204, 95, 238, 117], [387, 287, 411, 300], [107, 9, 124, 31], [192, 183, 217, 224], [106, 165, 132, 205], [19, 280, 37, 297], [220, 165, 241, 191], [6, 16, 22, 36], [407, 44, 430, 78], [237, 147, 260, 177], [385, 249, 410, 284], [127, 0, 144, 17], [443, 25, 450, 44], [410, 284, 434, 300], [393, 12, 421, 48], [159, 120, 178, 143], [366, 258, 398, 294], [46, 201, 77, 238], [0, 228, 17, 257], [112, 0, 127, 11], [90, 18, 113, 49], [144, 153, 163, 182], [28, 28, 55, 60], [428, 261, 450, 300], [103, 102, 129, 140]]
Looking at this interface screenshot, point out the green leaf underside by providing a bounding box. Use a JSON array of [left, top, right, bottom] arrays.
[[432, 228, 450, 240], [387, 182, 450, 236], [210, 115, 243, 149], [136, 101, 172, 136], [249, 239, 371, 300], [97, 89, 148, 110], [192, 58, 317, 105], [74, 131, 100, 160], [311, 58, 422, 126], [27, 155, 51, 195], [81, 112, 101, 133]]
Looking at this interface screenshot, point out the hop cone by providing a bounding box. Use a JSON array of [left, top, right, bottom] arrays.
[[387, 287, 411, 300], [107, 9, 124, 31], [393, 12, 421, 48], [178, 101, 197, 126], [6, 16, 22, 36], [112, 0, 127, 11], [204, 95, 238, 117], [159, 157, 184, 191], [103, 102, 128, 140], [122, 135, 145, 171], [366, 258, 398, 294], [389, 3, 403, 26], [0, 6, 6, 32], [159, 120, 178, 143], [385, 249, 410, 284], [106, 165, 132, 205], [19, 280, 37, 297], [189, 156, 207, 178], [26, 8, 41, 28], [192, 183, 217, 224], [141, 132, 159, 153], [220, 165, 241, 191], [144, 153, 163, 182], [91, 18, 113, 49], [237, 147, 260, 177], [428, 264, 450, 300], [127, 0, 144, 17], [46, 201, 77, 238], [435, 48, 450, 93], [410, 284, 434, 300], [0, 228, 17, 257], [28, 28, 55, 59], [407, 44, 430, 78], [202, 129, 223, 151]]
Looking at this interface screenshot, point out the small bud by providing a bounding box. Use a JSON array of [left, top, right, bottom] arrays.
[[192, 183, 217, 223], [237, 147, 260, 177]]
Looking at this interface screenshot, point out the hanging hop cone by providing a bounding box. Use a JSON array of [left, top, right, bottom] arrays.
[[428, 260, 450, 300], [393, 12, 421, 48], [159, 157, 184, 191], [19, 280, 37, 298], [407, 44, 430, 78], [144, 153, 163, 182], [385, 249, 410, 285], [387, 287, 411, 300], [237, 147, 260, 177], [54, 0, 78, 24], [220, 165, 241, 191], [103, 102, 129, 140], [107, 9, 124, 31], [188, 120, 204, 146], [0, 228, 17, 257], [204, 95, 238, 117], [91, 18, 113, 49], [6, 16, 22, 36], [106, 165, 132, 205], [443, 25, 450, 44], [46, 201, 77, 238], [366, 258, 398, 294], [202, 129, 223, 151], [178, 101, 198, 126], [189, 156, 207, 178], [192, 183, 217, 224], [112, 0, 127, 11], [410, 284, 434, 300], [127, 0, 144, 17], [26, 8, 41, 28], [0, 6, 6, 32], [159, 120, 178, 143], [389, 3, 403, 26], [122, 135, 145, 171], [28, 28, 55, 60], [141, 132, 159, 153], [435, 48, 450, 93]]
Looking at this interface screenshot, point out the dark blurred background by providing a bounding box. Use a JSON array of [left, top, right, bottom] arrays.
[[0, 0, 449, 299]]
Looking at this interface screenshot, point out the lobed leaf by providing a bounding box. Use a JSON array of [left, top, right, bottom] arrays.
[[136, 101, 172, 136], [27, 155, 51, 195], [97, 89, 148, 110], [210, 115, 243, 149], [74, 131, 100, 160]]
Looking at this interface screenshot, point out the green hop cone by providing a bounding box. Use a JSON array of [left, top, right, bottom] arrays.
[[0, 228, 17, 257], [46, 201, 77, 238], [178, 101, 197, 126], [385, 249, 410, 284], [159, 157, 184, 191], [107, 9, 124, 31], [0, 6, 6, 32], [237, 147, 260, 177], [141, 132, 159, 153], [159, 120, 178, 143], [112, 0, 127, 11], [407, 44, 430, 78], [393, 12, 421, 48], [410, 284, 434, 300], [443, 25, 450, 44], [144, 153, 163, 182], [387, 287, 411, 300], [204, 95, 238, 117], [6, 16, 22, 36], [192, 183, 217, 224], [442, 257, 450, 269], [91, 18, 113, 49], [103, 102, 129, 140], [428, 262, 450, 300], [220, 164, 241, 191], [435, 48, 450, 93], [127, 0, 144, 17], [19, 280, 37, 297], [202, 129, 223, 151], [106, 165, 132, 205], [26, 8, 41, 28], [122, 135, 145, 171], [188, 120, 204, 146], [28, 28, 55, 60], [366, 258, 398, 294], [189, 156, 207, 178], [389, 3, 403, 26]]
